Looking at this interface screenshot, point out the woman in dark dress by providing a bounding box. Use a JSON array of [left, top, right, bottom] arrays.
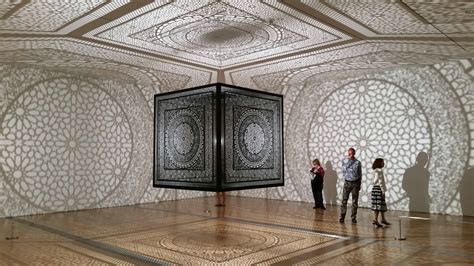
[[310, 159, 325, 210]]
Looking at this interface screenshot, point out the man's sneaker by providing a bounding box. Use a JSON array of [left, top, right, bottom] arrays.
[[352, 219, 357, 224], [339, 218, 344, 223]]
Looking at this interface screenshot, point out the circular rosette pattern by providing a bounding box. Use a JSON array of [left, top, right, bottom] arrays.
[[234, 108, 273, 169], [164, 108, 204, 169], [0, 77, 132, 211]]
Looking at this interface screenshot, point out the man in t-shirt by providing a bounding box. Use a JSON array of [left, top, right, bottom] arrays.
[[340, 147, 362, 224]]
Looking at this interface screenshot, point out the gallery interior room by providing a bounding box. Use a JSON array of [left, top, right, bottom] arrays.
[[1, 0, 473, 264]]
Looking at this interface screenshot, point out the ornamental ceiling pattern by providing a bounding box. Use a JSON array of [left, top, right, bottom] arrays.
[[0, 0, 473, 71], [304, 0, 440, 37], [0, 38, 213, 87], [0, 0, 130, 34], [85, 0, 348, 68]]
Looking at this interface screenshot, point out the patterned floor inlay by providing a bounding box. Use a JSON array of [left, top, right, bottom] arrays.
[[0, 219, 139, 265], [99, 219, 348, 264], [1, 196, 473, 265]]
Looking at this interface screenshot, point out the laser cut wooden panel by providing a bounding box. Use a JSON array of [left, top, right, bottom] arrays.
[[154, 83, 283, 191]]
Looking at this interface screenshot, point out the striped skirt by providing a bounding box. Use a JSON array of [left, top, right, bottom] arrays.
[[371, 185, 387, 212]]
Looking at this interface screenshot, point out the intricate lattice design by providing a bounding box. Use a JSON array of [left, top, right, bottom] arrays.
[[0, 41, 206, 116], [233, 106, 274, 170], [0, 77, 132, 211], [164, 107, 205, 170], [130, 1, 306, 61], [89, 1, 346, 68], [155, 223, 299, 262], [434, 61, 474, 215], [0, 38, 212, 90], [0, 0, 25, 18], [0, 46, 214, 217], [155, 92, 214, 183], [155, 85, 283, 191], [320, 0, 438, 35], [405, 1, 474, 24], [102, 219, 336, 264], [309, 79, 431, 207], [0, 0, 107, 32], [235, 58, 473, 215], [227, 43, 474, 215], [289, 67, 467, 213], [227, 41, 470, 89], [224, 91, 282, 183]]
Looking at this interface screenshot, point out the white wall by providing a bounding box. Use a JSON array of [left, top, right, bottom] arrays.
[[0, 64, 209, 218], [2, 59, 472, 217], [233, 61, 474, 216]]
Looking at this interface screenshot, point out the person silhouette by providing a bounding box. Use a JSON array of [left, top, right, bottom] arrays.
[[402, 152, 431, 213], [323, 161, 338, 206], [460, 167, 474, 216]]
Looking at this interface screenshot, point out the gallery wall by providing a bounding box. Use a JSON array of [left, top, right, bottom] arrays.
[[1, 39, 472, 218], [231, 60, 474, 216], [0, 39, 216, 218]]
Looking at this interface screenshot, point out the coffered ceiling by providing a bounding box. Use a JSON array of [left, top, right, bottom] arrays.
[[1, 0, 473, 88]]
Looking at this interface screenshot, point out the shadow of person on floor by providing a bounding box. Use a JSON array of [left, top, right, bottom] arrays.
[[460, 167, 474, 216], [323, 161, 338, 207], [402, 152, 431, 214]]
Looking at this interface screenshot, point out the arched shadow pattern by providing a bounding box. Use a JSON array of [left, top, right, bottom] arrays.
[[281, 62, 472, 215], [0, 64, 205, 217]]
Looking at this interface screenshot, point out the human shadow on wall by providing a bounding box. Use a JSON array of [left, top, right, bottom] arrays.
[[323, 161, 338, 206], [460, 167, 474, 216], [402, 152, 431, 214]]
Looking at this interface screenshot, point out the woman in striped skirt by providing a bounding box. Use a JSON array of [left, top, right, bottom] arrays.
[[371, 158, 391, 227]]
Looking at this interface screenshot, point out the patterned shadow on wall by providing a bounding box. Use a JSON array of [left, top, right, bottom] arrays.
[[0, 77, 133, 212], [305, 65, 470, 214], [309, 79, 432, 209]]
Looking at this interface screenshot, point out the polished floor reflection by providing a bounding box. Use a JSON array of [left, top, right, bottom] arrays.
[[1, 196, 473, 265]]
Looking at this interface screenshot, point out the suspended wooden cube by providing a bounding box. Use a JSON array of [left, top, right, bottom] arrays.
[[153, 83, 283, 191]]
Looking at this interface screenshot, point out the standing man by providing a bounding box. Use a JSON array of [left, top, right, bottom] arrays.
[[340, 147, 362, 224]]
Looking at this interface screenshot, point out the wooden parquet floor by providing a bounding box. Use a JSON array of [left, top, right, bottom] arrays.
[[1, 196, 473, 265]]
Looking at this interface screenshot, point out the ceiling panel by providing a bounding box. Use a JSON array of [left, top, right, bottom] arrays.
[[403, 0, 474, 37], [0, 0, 472, 84], [226, 40, 471, 89], [0, 37, 216, 87], [302, 0, 440, 37], [84, 0, 351, 68], [0, 0, 134, 35]]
